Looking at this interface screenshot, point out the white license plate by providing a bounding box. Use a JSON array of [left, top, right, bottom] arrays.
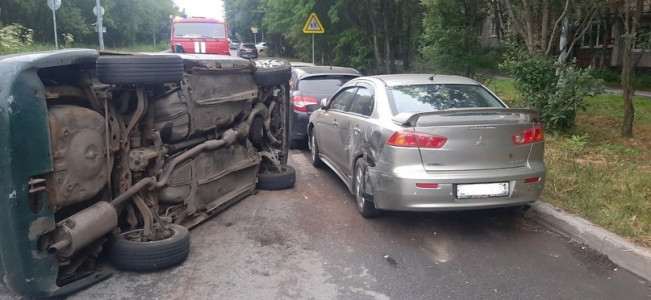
[[456, 182, 509, 199]]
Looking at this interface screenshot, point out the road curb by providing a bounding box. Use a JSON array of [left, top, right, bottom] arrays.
[[526, 202, 651, 282]]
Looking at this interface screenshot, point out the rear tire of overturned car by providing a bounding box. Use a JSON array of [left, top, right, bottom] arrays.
[[96, 55, 184, 85], [354, 159, 381, 218], [253, 58, 291, 86], [108, 224, 190, 272], [257, 165, 296, 190]]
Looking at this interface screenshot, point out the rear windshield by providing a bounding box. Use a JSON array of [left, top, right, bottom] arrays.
[[298, 76, 358, 94], [173, 23, 226, 39], [389, 84, 504, 115]]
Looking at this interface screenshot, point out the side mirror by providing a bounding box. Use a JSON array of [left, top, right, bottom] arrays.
[[320, 98, 328, 109], [173, 44, 185, 53]]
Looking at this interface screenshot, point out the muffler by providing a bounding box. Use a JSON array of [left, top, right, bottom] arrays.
[[47, 201, 118, 257]]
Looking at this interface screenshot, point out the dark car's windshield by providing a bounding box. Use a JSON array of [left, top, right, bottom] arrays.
[[173, 23, 226, 38], [298, 76, 358, 94], [388, 84, 504, 115]]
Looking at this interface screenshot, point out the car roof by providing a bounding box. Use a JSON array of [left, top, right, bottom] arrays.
[[362, 74, 480, 86], [240, 43, 255, 46], [293, 66, 361, 80], [289, 62, 316, 67]]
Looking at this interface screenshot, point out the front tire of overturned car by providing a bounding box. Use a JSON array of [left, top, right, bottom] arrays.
[[257, 165, 296, 190], [108, 224, 190, 272], [253, 58, 292, 86]]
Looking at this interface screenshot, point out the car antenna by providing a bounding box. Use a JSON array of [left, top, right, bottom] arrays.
[[429, 75, 437, 81]]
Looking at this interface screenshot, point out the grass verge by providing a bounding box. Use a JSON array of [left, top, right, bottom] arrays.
[[486, 79, 651, 247]]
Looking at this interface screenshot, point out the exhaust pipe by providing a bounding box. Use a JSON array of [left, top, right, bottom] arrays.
[[47, 201, 118, 257]]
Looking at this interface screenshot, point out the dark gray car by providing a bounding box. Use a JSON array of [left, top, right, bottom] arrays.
[[308, 74, 546, 217], [289, 66, 361, 148]]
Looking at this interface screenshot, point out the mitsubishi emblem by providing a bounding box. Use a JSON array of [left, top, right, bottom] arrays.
[[476, 136, 486, 146]]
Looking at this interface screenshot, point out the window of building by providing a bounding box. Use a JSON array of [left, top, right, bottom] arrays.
[[582, 22, 604, 48]]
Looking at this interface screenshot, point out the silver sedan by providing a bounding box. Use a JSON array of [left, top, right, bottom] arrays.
[[307, 74, 546, 217]]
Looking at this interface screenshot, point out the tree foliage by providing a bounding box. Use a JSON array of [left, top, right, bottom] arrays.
[[0, 0, 178, 47], [420, 0, 495, 77]]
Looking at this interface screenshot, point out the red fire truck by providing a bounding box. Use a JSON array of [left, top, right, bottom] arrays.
[[170, 17, 230, 55]]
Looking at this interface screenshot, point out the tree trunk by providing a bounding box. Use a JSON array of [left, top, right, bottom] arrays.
[[620, 0, 643, 137]]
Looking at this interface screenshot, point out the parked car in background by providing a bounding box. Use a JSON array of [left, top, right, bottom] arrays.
[[0, 50, 294, 297], [238, 43, 259, 59], [308, 74, 546, 217], [229, 39, 241, 50], [256, 42, 267, 52], [288, 66, 361, 148]]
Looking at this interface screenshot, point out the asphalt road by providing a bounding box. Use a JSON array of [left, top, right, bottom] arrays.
[[1, 149, 649, 299]]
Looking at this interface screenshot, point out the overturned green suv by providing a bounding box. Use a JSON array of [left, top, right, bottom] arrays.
[[0, 49, 295, 297]]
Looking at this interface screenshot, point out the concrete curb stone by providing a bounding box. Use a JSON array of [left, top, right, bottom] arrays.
[[526, 201, 651, 282]]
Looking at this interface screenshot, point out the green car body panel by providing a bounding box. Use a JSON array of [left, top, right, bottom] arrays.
[[0, 49, 103, 297]]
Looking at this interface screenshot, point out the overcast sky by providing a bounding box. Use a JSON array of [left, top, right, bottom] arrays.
[[173, 0, 225, 19]]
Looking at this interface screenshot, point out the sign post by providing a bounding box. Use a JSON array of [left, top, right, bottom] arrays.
[[251, 27, 258, 44], [302, 13, 324, 64], [93, 0, 105, 50], [46, 0, 61, 49]]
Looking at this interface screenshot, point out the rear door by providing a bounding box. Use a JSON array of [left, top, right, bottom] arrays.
[[343, 84, 375, 176]]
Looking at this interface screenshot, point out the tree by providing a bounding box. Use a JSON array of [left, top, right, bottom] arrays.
[[420, 0, 492, 77], [616, 0, 644, 137], [499, 0, 605, 57]]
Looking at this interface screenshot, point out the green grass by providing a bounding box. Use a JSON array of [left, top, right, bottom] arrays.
[[486, 79, 651, 247]]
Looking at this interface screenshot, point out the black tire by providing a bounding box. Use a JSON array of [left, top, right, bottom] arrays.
[[97, 55, 184, 85], [257, 165, 296, 190], [354, 158, 381, 218], [253, 58, 291, 86], [309, 129, 324, 168], [108, 224, 190, 271]]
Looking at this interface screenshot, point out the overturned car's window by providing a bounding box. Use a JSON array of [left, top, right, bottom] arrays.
[[389, 84, 504, 115], [174, 23, 226, 38]]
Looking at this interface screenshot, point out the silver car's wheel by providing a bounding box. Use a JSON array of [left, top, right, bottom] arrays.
[[354, 158, 380, 218], [309, 130, 324, 168]]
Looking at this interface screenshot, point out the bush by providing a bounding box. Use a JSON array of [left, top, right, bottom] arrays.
[[501, 49, 603, 132], [0, 24, 33, 54]]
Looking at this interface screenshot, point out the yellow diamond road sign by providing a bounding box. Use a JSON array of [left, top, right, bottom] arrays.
[[303, 13, 325, 34]]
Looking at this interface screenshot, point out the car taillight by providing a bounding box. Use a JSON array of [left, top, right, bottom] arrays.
[[387, 131, 447, 148], [524, 177, 541, 183], [291, 95, 318, 112], [512, 125, 544, 145]]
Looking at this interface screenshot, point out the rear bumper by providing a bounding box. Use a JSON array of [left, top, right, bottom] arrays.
[[289, 110, 309, 143], [368, 164, 546, 211]]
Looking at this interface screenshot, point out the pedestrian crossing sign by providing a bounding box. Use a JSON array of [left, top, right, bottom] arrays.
[[303, 13, 325, 34]]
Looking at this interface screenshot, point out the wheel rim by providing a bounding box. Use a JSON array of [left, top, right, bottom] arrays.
[[255, 59, 285, 69], [355, 164, 365, 210]]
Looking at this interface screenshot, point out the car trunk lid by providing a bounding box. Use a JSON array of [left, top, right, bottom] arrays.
[[392, 108, 541, 172]]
